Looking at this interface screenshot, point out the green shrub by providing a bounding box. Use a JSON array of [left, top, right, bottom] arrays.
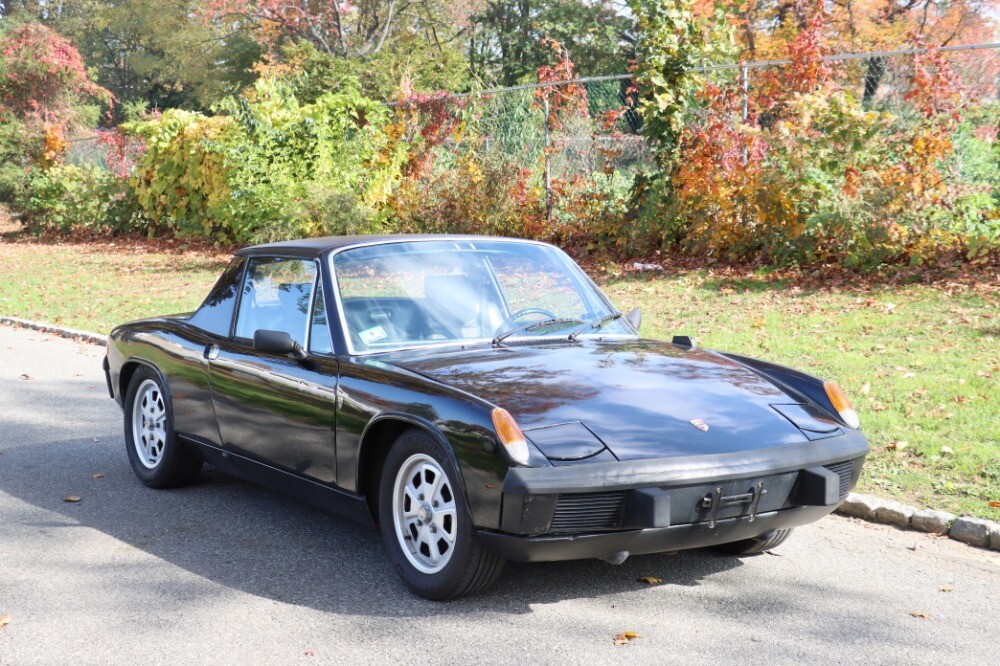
[[126, 75, 397, 243], [19, 164, 143, 234]]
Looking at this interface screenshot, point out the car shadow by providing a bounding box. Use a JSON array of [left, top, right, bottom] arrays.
[[0, 425, 743, 617]]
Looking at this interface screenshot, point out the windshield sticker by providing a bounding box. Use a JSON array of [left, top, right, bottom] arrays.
[[359, 325, 388, 344]]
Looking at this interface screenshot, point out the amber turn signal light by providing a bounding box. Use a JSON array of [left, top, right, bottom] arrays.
[[824, 381, 860, 429], [491, 408, 530, 465]]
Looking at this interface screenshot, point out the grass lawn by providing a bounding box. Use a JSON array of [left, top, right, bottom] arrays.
[[1, 222, 997, 520]]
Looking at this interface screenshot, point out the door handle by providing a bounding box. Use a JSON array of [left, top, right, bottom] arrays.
[[204, 344, 219, 360]]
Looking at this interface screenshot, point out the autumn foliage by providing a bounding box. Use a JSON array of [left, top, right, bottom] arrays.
[[5, 7, 998, 270], [0, 24, 112, 132]]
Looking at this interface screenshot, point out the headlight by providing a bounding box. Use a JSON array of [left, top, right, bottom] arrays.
[[824, 381, 860, 429], [491, 408, 529, 465]]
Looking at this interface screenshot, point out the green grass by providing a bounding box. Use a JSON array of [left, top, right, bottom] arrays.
[[1, 232, 997, 519], [0, 238, 229, 334]]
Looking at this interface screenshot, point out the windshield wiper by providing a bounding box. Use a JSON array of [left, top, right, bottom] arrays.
[[491, 318, 584, 347], [567, 312, 623, 341]]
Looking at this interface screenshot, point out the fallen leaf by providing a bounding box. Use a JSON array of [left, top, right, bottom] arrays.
[[304, 649, 316, 657], [91, 473, 104, 479], [613, 631, 641, 646], [638, 576, 662, 585], [907, 544, 921, 551], [887, 441, 908, 451], [910, 612, 931, 619], [860, 383, 871, 395], [91, 438, 100, 443], [941, 446, 954, 455], [988, 501, 1000, 509], [765, 550, 784, 557], [940, 586, 954, 592], [18, 374, 31, 380], [63, 496, 82, 503], [0, 614, 11, 629]]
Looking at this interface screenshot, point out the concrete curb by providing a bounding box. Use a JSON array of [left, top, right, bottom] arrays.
[[3, 316, 999, 551], [1, 315, 105, 347], [837, 493, 1000, 551]]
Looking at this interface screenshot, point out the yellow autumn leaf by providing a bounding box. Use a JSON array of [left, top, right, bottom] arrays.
[[613, 631, 641, 646]]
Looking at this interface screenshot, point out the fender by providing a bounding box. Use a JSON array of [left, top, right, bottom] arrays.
[[119, 356, 176, 425], [716, 351, 851, 428], [358, 410, 477, 510]]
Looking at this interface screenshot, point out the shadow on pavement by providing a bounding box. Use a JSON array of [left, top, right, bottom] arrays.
[[0, 377, 744, 616]]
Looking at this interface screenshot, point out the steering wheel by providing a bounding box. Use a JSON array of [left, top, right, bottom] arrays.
[[495, 307, 558, 335]]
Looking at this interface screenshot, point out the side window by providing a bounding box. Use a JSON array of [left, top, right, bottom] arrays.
[[309, 280, 334, 355], [188, 257, 245, 337], [234, 257, 316, 347]]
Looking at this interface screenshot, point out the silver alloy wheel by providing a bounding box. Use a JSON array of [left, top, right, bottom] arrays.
[[131, 379, 167, 469], [392, 453, 458, 574]]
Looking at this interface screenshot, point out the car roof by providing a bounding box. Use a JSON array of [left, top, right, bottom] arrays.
[[235, 234, 544, 259]]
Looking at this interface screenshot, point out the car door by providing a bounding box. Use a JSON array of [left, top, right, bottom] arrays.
[[206, 255, 340, 485]]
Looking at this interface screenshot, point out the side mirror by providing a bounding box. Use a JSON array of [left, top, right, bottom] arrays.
[[253, 329, 306, 359], [625, 307, 641, 332]]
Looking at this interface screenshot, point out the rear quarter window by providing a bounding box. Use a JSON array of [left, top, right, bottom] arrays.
[[188, 257, 245, 337]]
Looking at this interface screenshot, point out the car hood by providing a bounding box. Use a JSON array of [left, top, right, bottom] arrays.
[[389, 339, 819, 461]]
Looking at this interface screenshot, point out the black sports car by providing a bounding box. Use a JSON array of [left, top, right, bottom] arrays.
[[104, 235, 869, 599]]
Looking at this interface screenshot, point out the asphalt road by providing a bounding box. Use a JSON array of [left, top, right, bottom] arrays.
[[1, 324, 998, 666]]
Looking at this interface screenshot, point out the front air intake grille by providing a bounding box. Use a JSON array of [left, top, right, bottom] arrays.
[[824, 460, 853, 499], [550, 492, 625, 533]]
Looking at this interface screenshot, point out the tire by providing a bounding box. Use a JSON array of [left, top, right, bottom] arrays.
[[715, 528, 793, 555], [378, 428, 505, 600], [124, 366, 202, 489]]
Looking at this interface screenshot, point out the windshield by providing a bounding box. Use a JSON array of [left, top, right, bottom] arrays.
[[331, 240, 634, 353]]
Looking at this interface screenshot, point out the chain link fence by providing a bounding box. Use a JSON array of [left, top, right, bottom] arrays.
[[69, 43, 999, 199], [388, 42, 998, 216]]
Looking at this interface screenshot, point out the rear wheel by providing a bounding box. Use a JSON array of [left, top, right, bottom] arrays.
[[378, 429, 504, 600], [715, 528, 793, 555], [124, 367, 202, 488]]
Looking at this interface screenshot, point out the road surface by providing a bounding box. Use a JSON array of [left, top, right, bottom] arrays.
[[1, 324, 997, 665]]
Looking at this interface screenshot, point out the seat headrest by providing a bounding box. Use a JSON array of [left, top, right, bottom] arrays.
[[424, 274, 480, 327]]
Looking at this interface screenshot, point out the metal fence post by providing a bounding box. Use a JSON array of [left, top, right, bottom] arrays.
[[543, 93, 552, 223], [740, 64, 749, 123], [740, 64, 749, 165]]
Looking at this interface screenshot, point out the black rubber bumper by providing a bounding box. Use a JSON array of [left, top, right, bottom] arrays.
[[482, 431, 869, 562], [479, 504, 833, 563], [102, 356, 115, 400], [503, 431, 870, 496]]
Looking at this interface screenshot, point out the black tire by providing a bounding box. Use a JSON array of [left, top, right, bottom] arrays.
[[124, 366, 202, 488], [715, 528, 793, 555], [378, 428, 504, 600]]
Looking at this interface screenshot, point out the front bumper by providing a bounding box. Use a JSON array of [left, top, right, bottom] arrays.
[[481, 431, 868, 562]]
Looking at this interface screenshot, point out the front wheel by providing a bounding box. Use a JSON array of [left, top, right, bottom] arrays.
[[715, 528, 793, 555], [124, 366, 202, 488], [378, 429, 504, 600]]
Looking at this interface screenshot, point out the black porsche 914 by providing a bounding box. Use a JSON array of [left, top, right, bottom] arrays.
[[104, 235, 869, 599]]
